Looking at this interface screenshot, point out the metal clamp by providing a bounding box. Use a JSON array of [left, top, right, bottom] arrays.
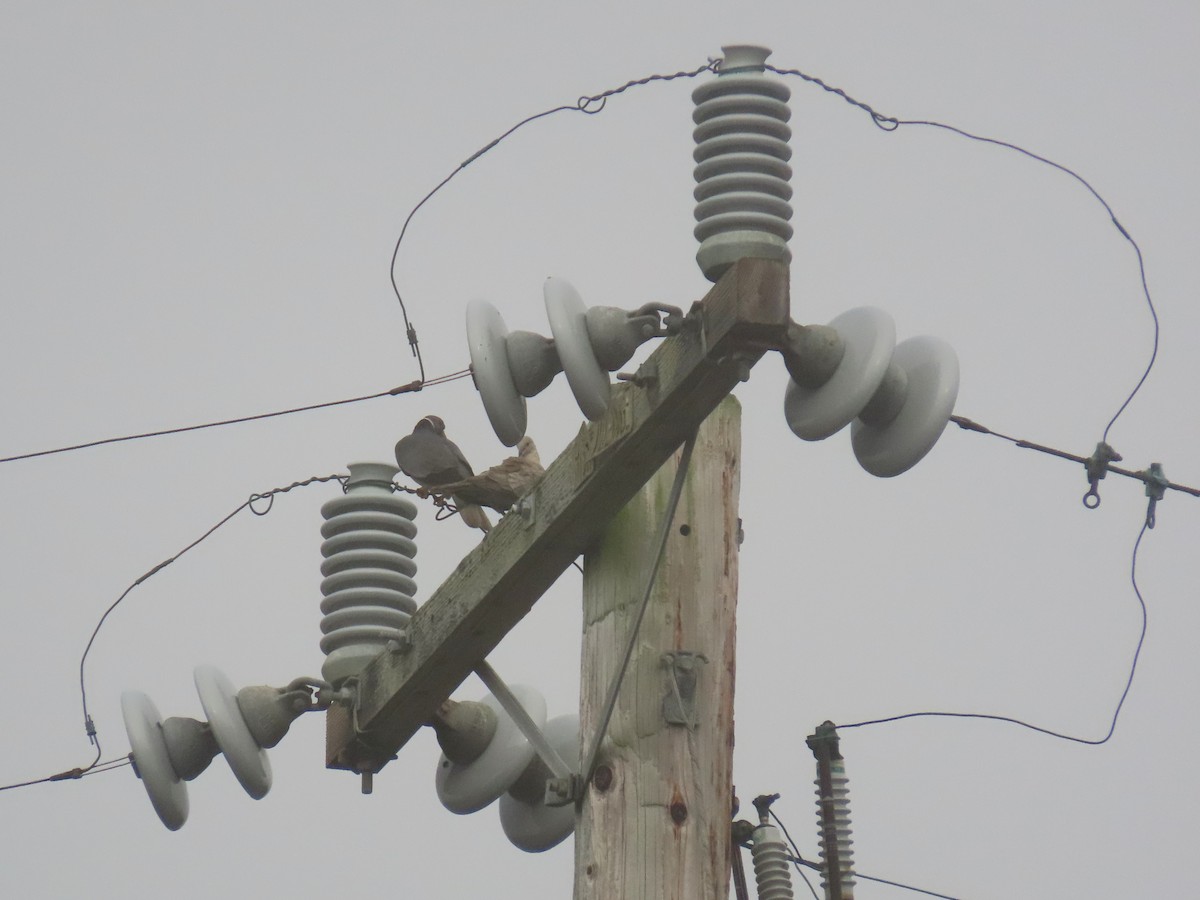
[[1142, 462, 1168, 528], [662, 651, 708, 729], [1083, 441, 1122, 508]]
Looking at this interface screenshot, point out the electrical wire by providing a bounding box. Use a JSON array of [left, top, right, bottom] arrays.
[[949, 415, 1200, 500], [765, 808, 820, 899], [839, 519, 1151, 747], [851, 871, 962, 900], [75, 472, 347, 778], [771, 807, 961, 900], [0, 372, 472, 466], [386, 59, 719, 382], [766, 63, 1160, 442], [0, 753, 131, 794]]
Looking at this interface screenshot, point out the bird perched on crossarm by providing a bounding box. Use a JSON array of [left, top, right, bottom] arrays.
[[395, 415, 492, 532], [435, 436, 544, 513]]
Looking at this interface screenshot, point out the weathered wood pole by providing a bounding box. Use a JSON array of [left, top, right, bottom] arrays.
[[575, 396, 741, 899]]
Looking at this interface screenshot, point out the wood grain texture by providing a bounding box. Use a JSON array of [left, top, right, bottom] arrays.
[[574, 397, 741, 900], [326, 258, 785, 773]]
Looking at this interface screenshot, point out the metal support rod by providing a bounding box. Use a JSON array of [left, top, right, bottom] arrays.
[[580, 429, 699, 784], [474, 659, 572, 780]]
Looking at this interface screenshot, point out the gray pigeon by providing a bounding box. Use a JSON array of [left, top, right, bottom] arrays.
[[395, 415, 492, 532]]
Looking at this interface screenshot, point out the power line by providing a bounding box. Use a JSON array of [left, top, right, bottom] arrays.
[[386, 60, 719, 381], [766, 63, 1160, 442], [949, 414, 1200, 507], [0, 370, 472, 466], [839, 519, 1151, 747], [76, 472, 348, 778], [765, 808, 821, 899], [770, 806, 961, 900], [0, 754, 131, 794]]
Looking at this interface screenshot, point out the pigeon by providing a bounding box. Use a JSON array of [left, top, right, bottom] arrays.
[[435, 436, 544, 513], [395, 415, 492, 532]]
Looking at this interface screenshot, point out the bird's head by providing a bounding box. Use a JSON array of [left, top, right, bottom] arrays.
[[415, 415, 446, 435]]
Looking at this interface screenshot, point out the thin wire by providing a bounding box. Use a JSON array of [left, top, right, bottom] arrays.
[[772, 808, 960, 900], [766, 63, 1160, 441], [852, 871, 962, 900], [766, 809, 821, 900], [386, 60, 719, 381], [77, 472, 346, 768], [0, 375, 474, 466], [948, 415, 1200, 498], [840, 520, 1151, 746], [581, 431, 699, 783], [0, 753, 131, 794]]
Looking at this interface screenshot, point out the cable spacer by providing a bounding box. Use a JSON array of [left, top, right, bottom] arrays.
[[1082, 441, 1122, 509]]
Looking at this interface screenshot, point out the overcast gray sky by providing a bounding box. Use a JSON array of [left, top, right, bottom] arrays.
[[2, 2, 1197, 897]]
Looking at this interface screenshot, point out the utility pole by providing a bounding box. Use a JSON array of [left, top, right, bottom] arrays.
[[575, 396, 741, 899], [324, 257, 788, 778]]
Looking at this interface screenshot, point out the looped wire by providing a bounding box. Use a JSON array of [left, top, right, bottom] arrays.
[[248, 493, 274, 516]]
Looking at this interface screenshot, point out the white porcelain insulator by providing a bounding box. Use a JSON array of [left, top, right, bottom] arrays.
[[693, 44, 793, 282], [815, 761, 857, 895], [750, 822, 796, 900], [319, 462, 418, 686]]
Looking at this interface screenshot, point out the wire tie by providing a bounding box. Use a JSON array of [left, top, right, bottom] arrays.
[[1142, 462, 1168, 528], [1082, 441, 1122, 509]]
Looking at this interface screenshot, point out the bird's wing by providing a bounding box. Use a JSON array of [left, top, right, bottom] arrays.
[[396, 432, 474, 485]]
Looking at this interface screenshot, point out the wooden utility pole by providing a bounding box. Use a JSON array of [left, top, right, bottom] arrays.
[[323, 257, 789, 894], [575, 396, 741, 899], [325, 257, 788, 776]]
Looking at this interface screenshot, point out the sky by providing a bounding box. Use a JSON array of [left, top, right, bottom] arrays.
[[2, 2, 1197, 897]]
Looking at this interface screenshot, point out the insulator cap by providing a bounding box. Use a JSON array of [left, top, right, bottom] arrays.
[[693, 45, 793, 282], [319, 463, 418, 686]]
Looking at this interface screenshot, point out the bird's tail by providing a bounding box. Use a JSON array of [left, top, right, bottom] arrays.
[[456, 500, 492, 533]]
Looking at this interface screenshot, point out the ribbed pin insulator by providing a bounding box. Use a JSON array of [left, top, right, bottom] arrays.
[[815, 759, 857, 896], [692, 44, 793, 283], [750, 822, 795, 900], [319, 462, 417, 686]]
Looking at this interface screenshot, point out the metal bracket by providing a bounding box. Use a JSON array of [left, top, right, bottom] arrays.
[[661, 651, 708, 729], [1083, 441, 1122, 509], [545, 773, 586, 807], [1143, 461, 1168, 528], [385, 630, 412, 655]]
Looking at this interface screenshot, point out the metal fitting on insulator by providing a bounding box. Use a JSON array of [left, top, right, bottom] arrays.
[[319, 462, 418, 686], [750, 821, 795, 900], [692, 44, 793, 282], [807, 722, 856, 900]]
